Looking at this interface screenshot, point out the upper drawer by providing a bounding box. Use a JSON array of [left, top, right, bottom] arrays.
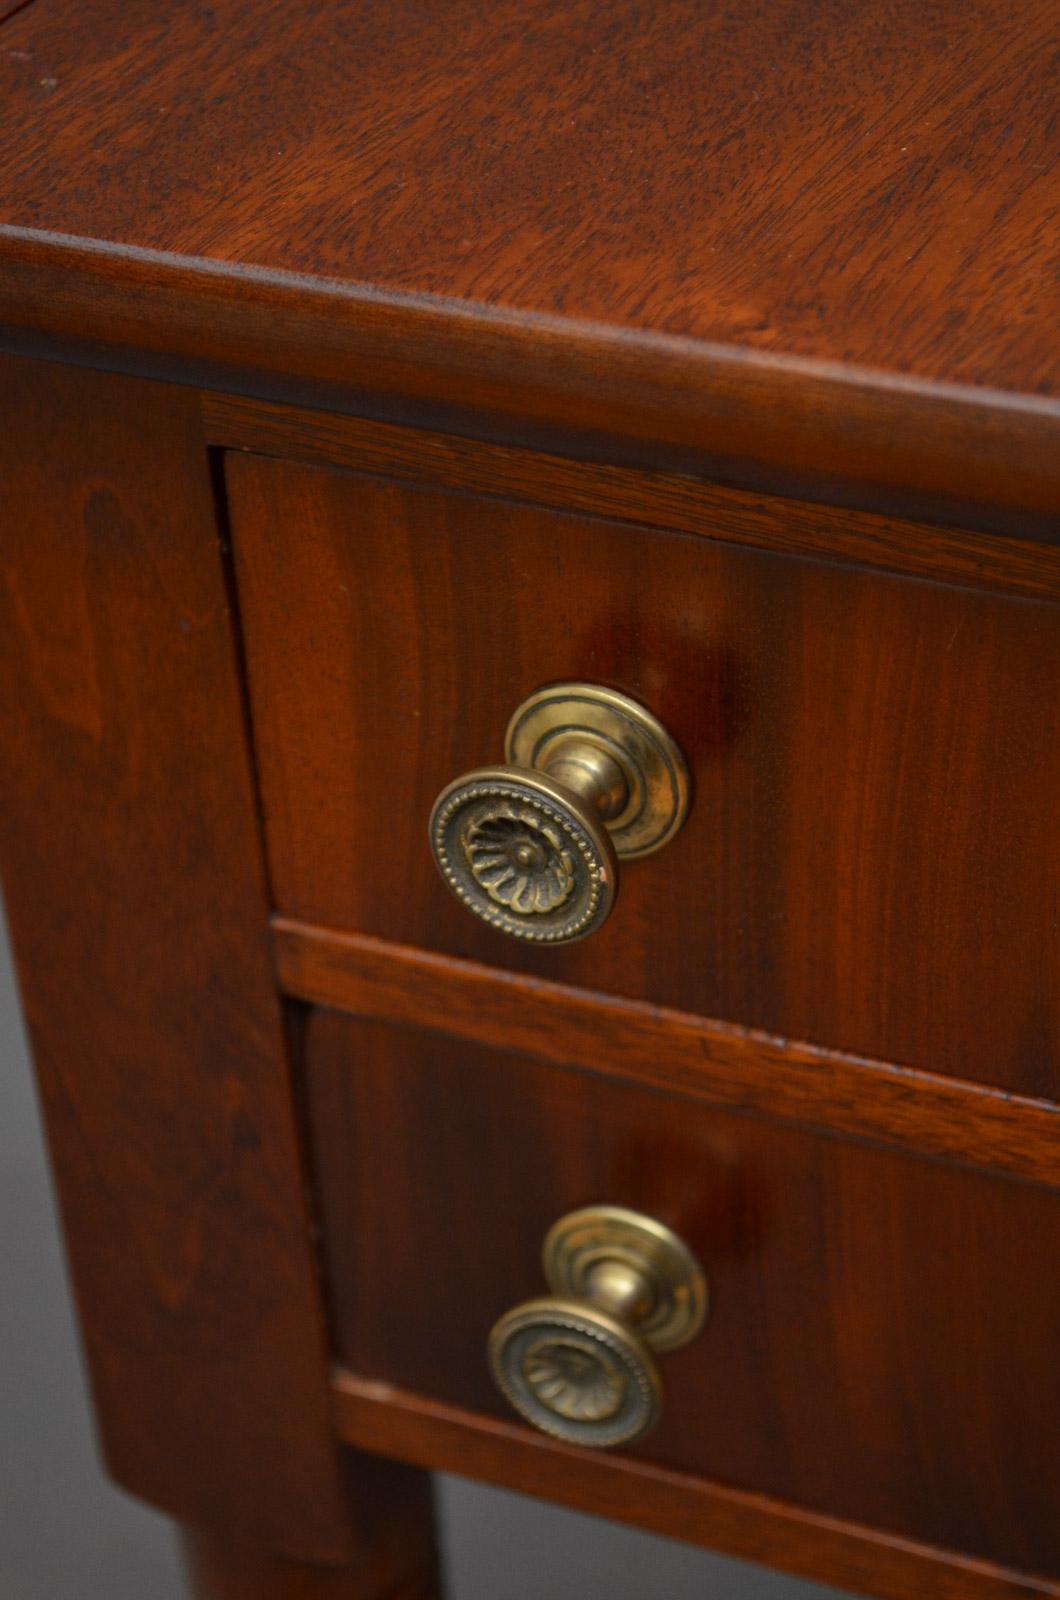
[[225, 449, 1060, 1097]]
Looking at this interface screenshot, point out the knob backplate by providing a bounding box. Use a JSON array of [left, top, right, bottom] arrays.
[[543, 1204, 708, 1353], [505, 683, 690, 860]]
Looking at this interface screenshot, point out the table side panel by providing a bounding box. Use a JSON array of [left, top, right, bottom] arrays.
[[0, 356, 360, 1558]]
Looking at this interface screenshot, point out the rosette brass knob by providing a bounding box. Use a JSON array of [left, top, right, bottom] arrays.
[[429, 683, 689, 943], [488, 1206, 708, 1449]]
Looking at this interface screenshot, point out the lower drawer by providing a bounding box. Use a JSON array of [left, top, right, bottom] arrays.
[[304, 1011, 1060, 1581]]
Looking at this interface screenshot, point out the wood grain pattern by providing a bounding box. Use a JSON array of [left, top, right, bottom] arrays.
[[205, 396, 1060, 601], [0, 0, 1056, 398], [272, 920, 1060, 1189], [306, 1013, 1060, 1581], [332, 1374, 1060, 1600], [227, 453, 1060, 1097], [0, 356, 368, 1559], [183, 1484, 440, 1600], [0, 0, 1058, 526], [1, 235, 1057, 539]]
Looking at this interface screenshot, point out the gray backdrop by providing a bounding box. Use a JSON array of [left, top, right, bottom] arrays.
[[0, 906, 850, 1599]]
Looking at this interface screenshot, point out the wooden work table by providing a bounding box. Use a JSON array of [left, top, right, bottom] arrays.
[[0, 2, 1057, 1597]]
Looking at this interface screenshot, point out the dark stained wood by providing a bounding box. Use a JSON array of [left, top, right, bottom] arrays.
[[206, 395, 1060, 601], [0, 355, 366, 1559], [3, 4, 1060, 1592], [227, 453, 1060, 1098], [332, 1375, 1060, 1600], [272, 920, 1060, 1190], [0, 0, 1058, 525], [0, 0, 1056, 397], [306, 1013, 1060, 1583], [182, 1470, 440, 1600], [1, 234, 1057, 538]]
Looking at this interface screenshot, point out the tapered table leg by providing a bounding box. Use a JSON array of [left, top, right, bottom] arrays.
[[183, 1454, 441, 1599], [184, 1512, 440, 1597]]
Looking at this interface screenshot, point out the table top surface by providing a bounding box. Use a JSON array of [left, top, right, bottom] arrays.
[[1, 0, 1058, 402]]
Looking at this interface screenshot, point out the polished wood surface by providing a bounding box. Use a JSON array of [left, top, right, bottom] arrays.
[[2, 1, 1058, 1589], [305, 1012, 1060, 1581], [1, 2, 1058, 525], [273, 920, 1060, 1188], [228, 452, 1060, 1097], [183, 1470, 440, 1600], [0, 0, 1055, 396], [207, 396, 1060, 602], [3, 233, 1056, 537], [0, 356, 357, 1559], [332, 1375, 1060, 1600]]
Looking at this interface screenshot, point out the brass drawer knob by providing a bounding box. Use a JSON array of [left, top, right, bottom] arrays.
[[429, 683, 689, 943], [488, 1205, 708, 1449]]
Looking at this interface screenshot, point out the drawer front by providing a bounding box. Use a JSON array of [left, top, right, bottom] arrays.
[[227, 450, 1060, 1097], [304, 1010, 1060, 1580]]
